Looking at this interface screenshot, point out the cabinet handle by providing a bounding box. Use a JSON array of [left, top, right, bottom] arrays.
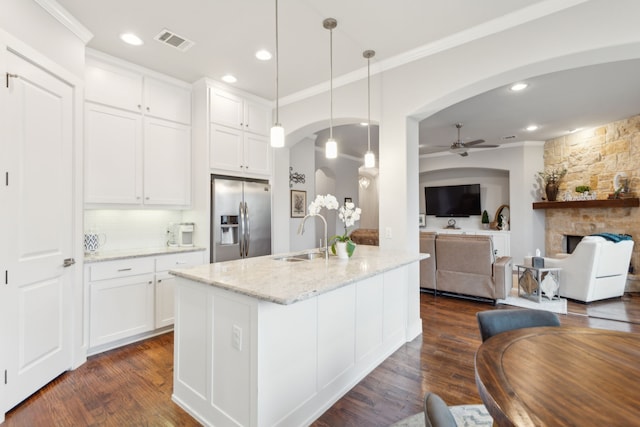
[[148, 281, 152, 285], [158, 279, 162, 283], [146, 107, 150, 112], [145, 197, 150, 200], [137, 104, 141, 110], [117, 268, 132, 272]]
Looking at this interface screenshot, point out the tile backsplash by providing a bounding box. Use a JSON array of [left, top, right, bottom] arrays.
[[84, 210, 185, 251]]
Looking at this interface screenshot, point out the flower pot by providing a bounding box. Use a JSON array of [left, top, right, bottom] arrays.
[[545, 181, 559, 202], [335, 241, 349, 259]]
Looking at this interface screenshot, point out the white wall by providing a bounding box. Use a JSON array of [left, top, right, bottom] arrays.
[[2, 0, 87, 79], [289, 138, 316, 251], [358, 174, 379, 229], [277, 0, 640, 266]]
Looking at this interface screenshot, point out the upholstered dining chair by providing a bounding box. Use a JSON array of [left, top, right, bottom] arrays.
[[423, 392, 457, 427], [476, 308, 560, 342]]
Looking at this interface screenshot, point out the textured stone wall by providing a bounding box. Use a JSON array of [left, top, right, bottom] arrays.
[[542, 114, 640, 291]]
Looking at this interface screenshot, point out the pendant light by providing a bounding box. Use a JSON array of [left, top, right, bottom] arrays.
[[324, 18, 338, 159], [270, 0, 285, 148], [363, 49, 375, 168]]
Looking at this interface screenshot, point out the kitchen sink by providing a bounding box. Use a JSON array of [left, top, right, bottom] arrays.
[[273, 252, 325, 262]]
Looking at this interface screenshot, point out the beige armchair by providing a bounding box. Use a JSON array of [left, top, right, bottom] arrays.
[[528, 235, 634, 303]]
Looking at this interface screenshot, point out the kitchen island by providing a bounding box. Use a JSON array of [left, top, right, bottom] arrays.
[[169, 245, 426, 427]]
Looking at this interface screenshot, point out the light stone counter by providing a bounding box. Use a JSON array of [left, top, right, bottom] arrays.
[[169, 245, 428, 305], [84, 246, 206, 263]]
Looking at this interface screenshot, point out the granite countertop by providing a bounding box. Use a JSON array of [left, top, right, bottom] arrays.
[[169, 245, 428, 305], [84, 246, 206, 263]]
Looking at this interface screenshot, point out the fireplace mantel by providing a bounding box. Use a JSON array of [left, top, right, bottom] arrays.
[[532, 198, 640, 210]]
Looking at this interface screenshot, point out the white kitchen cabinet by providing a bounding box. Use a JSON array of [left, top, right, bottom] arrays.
[[84, 56, 192, 207], [154, 251, 205, 328], [210, 88, 270, 135], [84, 103, 143, 204], [209, 124, 271, 176], [86, 250, 206, 354], [143, 118, 191, 205], [88, 258, 155, 350], [85, 57, 191, 125]]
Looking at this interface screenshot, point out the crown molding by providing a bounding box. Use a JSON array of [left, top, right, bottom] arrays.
[[281, 0, 588, 106], [35, 0, 93, 44]]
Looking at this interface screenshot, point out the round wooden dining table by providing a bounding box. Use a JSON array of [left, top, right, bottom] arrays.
[[474, 326, 640, 426]]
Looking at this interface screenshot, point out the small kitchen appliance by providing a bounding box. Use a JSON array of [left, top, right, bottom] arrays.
[[177, 223, 195, 247]]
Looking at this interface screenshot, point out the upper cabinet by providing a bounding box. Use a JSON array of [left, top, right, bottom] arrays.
[[85, 58, 191, 125], [210, 88, 270, 135], [84, 55, 192, 207], [209, 87, 272, 177]]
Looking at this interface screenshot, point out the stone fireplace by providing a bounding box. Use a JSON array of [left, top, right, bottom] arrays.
[[540, 114, 640, 292]]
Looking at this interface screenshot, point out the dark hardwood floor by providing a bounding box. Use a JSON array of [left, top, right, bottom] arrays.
[[5, 293, 640, 427]]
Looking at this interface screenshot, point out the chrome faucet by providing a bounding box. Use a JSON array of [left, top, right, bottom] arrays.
[[297, 213, 329, 260]]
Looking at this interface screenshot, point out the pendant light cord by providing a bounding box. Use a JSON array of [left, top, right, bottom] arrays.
[[367, 54, 370, 151], [275, 0, 279, 124], [329, 25, 333, 140]]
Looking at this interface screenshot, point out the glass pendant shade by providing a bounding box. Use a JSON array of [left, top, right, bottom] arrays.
[[270, 124, 284, 147], [326, 138, 337, 159], [364, 150, 375, 168]]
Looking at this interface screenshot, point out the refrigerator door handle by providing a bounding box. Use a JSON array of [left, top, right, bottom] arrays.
[[238, 202, 245, 258], [244, 202, 250, 257]]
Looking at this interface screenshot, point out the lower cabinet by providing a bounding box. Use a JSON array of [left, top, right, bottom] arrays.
[[86, 250, 205, 354]]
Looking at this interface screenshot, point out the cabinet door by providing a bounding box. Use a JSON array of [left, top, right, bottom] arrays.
[[85, 59, 143, 113], [155, 272, 176, 328], [244, 100, 271, 135], [143, 118, 191, 206], [244, 133, 272, 176], [210, 124, 244, 172], [85, 103, 143, 204], [210, 89, 244, 129], [144, 76, 191, 124], [89, 274, 155, 348]]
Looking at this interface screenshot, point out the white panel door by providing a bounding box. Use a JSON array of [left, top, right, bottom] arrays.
[[143, 118, 191, 206], [4, 50, 73, 412], [244, 101, 270, 135], [209, 89, 243, 129], [244, 133, 271, 177]]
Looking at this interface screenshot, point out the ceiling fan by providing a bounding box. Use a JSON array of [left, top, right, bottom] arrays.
[[434, 123, 499, 157]]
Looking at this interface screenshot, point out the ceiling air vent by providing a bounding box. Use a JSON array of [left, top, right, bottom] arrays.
[[154, 29, 194, 52], [501, 135, 517, 140]]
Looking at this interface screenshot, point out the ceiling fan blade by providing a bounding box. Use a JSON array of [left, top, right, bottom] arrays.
[[458, 151, 469, 157], [463, 139, 486, 147], [470, 144, 500, 149]]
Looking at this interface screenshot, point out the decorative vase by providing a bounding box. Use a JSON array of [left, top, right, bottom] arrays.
[[545, 181, 559, 202], [336, 241, 349, 259]]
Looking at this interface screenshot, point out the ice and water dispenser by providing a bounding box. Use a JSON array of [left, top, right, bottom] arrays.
[[220, 215, 239, 245]]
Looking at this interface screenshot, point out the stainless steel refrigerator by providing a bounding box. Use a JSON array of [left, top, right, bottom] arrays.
[[211, 175, 272, 262]]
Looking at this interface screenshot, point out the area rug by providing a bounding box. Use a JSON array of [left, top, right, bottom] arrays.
[[497, 294, 567, 315], [390, 404, 493, 427]]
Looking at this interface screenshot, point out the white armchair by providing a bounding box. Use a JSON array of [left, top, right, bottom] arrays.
[[529, 236, 634, 303]]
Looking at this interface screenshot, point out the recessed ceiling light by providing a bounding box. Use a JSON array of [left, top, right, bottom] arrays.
[[222, 74, 237, 83], [120, 33, 143, 46], [360, 122, 368, 126], [526, 125, 538, 131], [510, 82, 528, 92], [255, 50, 272, 61]]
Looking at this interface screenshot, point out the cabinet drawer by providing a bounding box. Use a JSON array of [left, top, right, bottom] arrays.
[[156, 251, 205, 271], [89, 257, 155, 281]]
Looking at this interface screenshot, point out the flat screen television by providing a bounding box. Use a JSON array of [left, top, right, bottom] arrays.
[[425, 184, 481, 217]]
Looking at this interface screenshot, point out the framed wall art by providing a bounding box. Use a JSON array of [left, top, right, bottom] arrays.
[[291, 190, 307, 218]]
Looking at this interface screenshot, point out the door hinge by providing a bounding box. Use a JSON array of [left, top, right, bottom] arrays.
[[6, 73, 18, 88], [4, 369, 7, 384]]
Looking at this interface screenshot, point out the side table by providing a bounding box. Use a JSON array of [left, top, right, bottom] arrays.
[[516, 265, 561, 303]]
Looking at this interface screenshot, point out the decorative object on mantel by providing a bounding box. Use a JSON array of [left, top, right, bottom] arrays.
[[538, 167, 567, 201], [289, 166, 305, 188], [481, 210, 490, 229], [491, 204, 509, 230]]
